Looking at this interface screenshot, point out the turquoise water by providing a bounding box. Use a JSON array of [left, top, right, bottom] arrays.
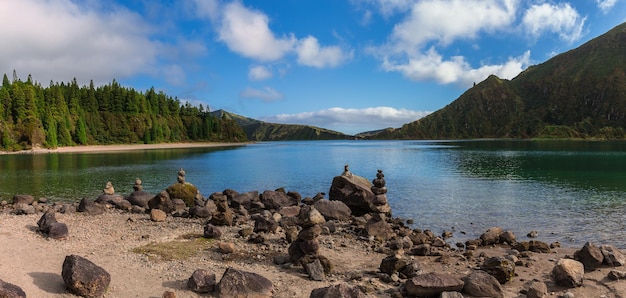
[[2, 140, 626, 248]]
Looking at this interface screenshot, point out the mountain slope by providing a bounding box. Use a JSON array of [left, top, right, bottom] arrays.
[[211, 110, 352, 141], [375, 22, 626, 140]]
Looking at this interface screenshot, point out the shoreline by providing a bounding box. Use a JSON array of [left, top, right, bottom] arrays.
[[0, 142, 250, 155]]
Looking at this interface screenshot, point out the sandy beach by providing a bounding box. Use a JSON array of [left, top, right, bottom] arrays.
[[0, 142, 250, 155], [1, 206, 625, 297]]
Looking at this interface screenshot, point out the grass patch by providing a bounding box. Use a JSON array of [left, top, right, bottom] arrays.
[[132, 235, 213, 261]]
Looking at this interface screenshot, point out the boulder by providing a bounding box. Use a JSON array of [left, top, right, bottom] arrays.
[[608, 270, 626, 280], [552, 258, 584, 287], [260, 190, 298, 210], [148, 191, 174, 213], [94, 194, 123, 205], [150, 209, 167, 222], [209, 209, 234, 226], [231, 191, 258, 210], [309, 283, 365, 298], [379, 254, 408, 276], [187, 269, 216, 293], [462, 270, 504, 298], [12, 194, 34, 205], [77, 198, 104, 215], [0, 278, 26, 298], [62, 255, 111, 298], [405, 273, 464, 297], [480, 227, 503, 246], [481, 256, 515, 284], [12, 203, 35, 215], [304, 258, 325, 281], [203, 223, 222, 239], [328, 173, 375, 216], [217, 267, 273, 298], [365, 216, 393, 241], [37, 210, 58, 234], [574, 242, 604, 270], [189, 206, 212, 219], [127, 190, 154, 208], [166, 182, 198, 207], [600, 244, 626, 266], [298, 205, 326, 228], [279, 206, 301, 218], [252, 214, 279, 233], [313, 199, 352, 221], [514, 240, 551, 253], [526, 280, 548, 298]]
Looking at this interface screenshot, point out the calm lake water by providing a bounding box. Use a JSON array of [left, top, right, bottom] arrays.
[[2, 140, 626, 248]]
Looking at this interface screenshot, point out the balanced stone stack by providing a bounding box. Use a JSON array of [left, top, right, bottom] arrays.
[[370, 169, 391, 215], [166, 168, 200, 207], [103, 181, 115, 195], [133, 178, 143, 191], [95, 181, 124, 207], [288, 205, 331, 280]]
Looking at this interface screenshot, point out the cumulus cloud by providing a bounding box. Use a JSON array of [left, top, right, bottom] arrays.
[[218, 2, 296, 61], [248, 65, 273, 81], [596, 0, 618, 14], [239, 86, 284, 102], [390, 0, 518, 52], [296, 36, 354, 68], [262, 107, 431, 134], [382, 48, 530, 87], [201, 1, 351, 68], [522, 2, 586, 43], [0, 0, 163, 85]]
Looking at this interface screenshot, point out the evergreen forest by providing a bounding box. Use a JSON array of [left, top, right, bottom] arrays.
[[0, 72, 247, 151]]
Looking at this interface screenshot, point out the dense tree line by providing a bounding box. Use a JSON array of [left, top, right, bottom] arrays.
[[0, 72, 247, 151]]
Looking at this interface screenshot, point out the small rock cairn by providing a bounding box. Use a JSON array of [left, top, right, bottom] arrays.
[[133, 178, 143, 191], [288, 205, 330, 280], [177, 168, 186, 183], [103, 181, 115, 195], [370, 169, 390, 214]]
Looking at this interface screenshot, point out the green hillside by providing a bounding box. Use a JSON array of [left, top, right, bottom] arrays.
[[375, 22, 626, 140], [0, 74, 247, 151], [212, 109, 352, 141]]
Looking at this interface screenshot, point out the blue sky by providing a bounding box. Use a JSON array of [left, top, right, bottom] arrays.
[[1, 0, 625, 135]]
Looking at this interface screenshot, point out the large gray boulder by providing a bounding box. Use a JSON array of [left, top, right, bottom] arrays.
[[260, 190, 298, 210], [12, 194, 34, 205], [310, 283, 365, 298], [313, 199, 351, 221], [574, 242, 604, 270], [148, 190, 174, 213], [62, 255, 111, 298], [217, 267, 273, 298], [328, 173, 374, 216], [187, 269, 216, 293], [37, 210, 69, 240], [126, 190, 154, 208]]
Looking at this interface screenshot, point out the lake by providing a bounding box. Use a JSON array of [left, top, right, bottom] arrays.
[[2, 140, 626, 248]]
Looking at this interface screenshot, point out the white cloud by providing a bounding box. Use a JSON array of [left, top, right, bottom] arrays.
[[522, 2, 586, 43], [239, 86, 284, 102], [262, 106, 431, 134], [382, 47, 530, 87], [355, 0, 415, 17], [296, 36, 354, 68], [596, 0, 618, 14], [390, 0, 518, 52], [204, 1, 352, 68], [248, 65, 273, 81], [0, 0, 163, 85], [218, 2, 296, 61]]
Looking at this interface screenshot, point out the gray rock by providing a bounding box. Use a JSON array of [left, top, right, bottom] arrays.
[[12, 194, 34, 205], [0, 278, 26, 298], [298, 205, 326, 228], [481, 256, 515, 284], [574, 242, 604, 271], [499, 230, 516, 244], [304, 258, 325, 281], [203, 223, 222, 239], [12, 203, 35, 215], [480, 227, 503, 246], [608, 270, 626, 280], [77, 198, 104, 215], [309, 283, 365, 298], [365, 217, 393, 241], [37, 210, 58, 234], [312, 200, 352, 221], [126, 190, 153, 208], [189, 206, 212, 219], [252, 214, 279, 233], [231, 191, 258, 210], [328, 173, 375, 216], [405, 273, 464, 297], [410, 244, 432, 256], [187, 269, 216, 293], [552, 258, 584, 287], [379, 254, 408, 276], [48, 222, 69, 240], [148, 191, 174, 213], [462, 270, 504, 298], [94, 194, 123, 205], [62, 254, 111, 298], [298, 225, 322, 241], [260, 190, 298, 210], [217, 267, 272, 298], [600, 244, 626, 267], [172, 198, 187, 211], [526, 280, 548, 298], [150, 209, 167, 222]]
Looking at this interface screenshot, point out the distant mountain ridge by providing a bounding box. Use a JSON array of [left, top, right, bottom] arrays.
[[374, 22, 626, 140], [210, 109, 352, 141]]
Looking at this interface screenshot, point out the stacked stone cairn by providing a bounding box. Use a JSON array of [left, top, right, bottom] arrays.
[[370, 170, 391, 214], [287, 205, 331, 281], [95, 181, 126, 209]]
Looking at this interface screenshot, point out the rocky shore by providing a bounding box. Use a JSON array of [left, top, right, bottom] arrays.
[[1, 167, 626, 297]]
